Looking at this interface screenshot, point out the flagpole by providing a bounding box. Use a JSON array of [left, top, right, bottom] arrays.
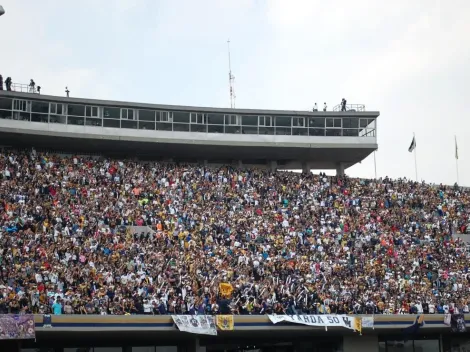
[[455, 135, 459, 185], [413, 132, 418, 182]]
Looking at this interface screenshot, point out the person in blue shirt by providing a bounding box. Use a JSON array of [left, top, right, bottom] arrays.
[[52, 298, 63, 315]]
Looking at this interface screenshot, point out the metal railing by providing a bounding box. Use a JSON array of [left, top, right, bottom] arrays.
[[333, 104, 365, 112], [9, 82, 40, 94]]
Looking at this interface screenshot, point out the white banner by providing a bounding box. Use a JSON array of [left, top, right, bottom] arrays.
[[172, 315, 217, 336], [268, 315, 360, 331], [362, 316, 374, 328]]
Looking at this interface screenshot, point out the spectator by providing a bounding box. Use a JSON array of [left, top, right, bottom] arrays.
[[5, 77, 12, 91], [0, 74, 3, 91], [323, 102, 327, 111], [0, 149, 469, 315], [52, 298, 63, 315]]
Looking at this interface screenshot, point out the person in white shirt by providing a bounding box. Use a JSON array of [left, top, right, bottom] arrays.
[[428, 302, 436, 314]]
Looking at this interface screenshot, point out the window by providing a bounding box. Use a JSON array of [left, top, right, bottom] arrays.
[[386, 340, 413, 352], [359, 118, 376, 128], [68, 104, 85, 116], [85, 106, 100, 117], [326, 118, 342, 128], [190, 113, 206, 124], [342, 117, 359, 129], [158, 111, 173, 122], [121, 108, 134, 120], [0, 97, 13, 110], [308, 118, 324, 128], [275, 116, 291, 127], [242, 115, 257, 126], [224, 114, 239, 125], [139, 110, 156, 122], [31, 101, 49, 113], [207, 113, 224, 125], [173, 112, 190, 123], [50, 103, 63, 115], [413, 340, 439, 352], [103, 107, 120, 119], [292, 117, 305, 127], [259, 116, 272, 126], [13, 99, 30, 111]]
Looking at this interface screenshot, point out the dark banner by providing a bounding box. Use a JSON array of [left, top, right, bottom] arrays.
[[451, 314, 467, 333], [0, 314, 35, 340]]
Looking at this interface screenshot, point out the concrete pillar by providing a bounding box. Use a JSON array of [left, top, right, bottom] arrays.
[[301, 162, 310, 174], [270, 160, 278, 172], [238, 160, 243, 169], [343, 335, 378, 352], [336, 162, 345, 176], [203, 159, 208, 167]]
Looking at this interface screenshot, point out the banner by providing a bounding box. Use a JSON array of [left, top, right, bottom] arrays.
[[450, 314, 467, 333], [0, 314, 36, 340], [43, 314, 52, 328], [354, 317, 362, 335], [268, 315, 360, 332], [362, 316, 374, 329], [172, 315, 217, 336], [216, 315, 234, 331]]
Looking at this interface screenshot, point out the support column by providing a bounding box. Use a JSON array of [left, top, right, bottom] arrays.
[[203, 160, 208, 167], [336, 162, 345, 176], [238, 160, 243, 169], [269, 160, 278, 172], [343, 335, 378, 352], [301, 162, 310, 174]]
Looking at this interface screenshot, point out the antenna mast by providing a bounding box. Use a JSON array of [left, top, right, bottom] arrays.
[[227, 39, 236, 109]]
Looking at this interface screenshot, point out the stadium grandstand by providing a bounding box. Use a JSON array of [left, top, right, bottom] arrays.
[[0, 89, 469, 352]]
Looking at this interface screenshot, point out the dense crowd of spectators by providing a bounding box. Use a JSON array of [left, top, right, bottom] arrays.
[[0, 149, 469, 316]]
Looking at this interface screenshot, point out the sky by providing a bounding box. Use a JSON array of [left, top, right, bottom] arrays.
[[1, 0, 469, 186]]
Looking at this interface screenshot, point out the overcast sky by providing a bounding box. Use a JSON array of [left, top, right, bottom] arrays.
[[1, 0, 469, 185]]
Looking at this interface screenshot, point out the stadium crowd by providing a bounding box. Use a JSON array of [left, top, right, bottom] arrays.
[[0, 149, 469, 316]]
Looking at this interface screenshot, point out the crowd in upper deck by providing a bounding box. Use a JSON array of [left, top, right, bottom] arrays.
[[0, 149, 469, 315]]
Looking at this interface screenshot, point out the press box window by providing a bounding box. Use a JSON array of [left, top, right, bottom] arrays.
[[121, 108, 135, 120], [85, 106, 100, 117], [50, 103, 63, 115]]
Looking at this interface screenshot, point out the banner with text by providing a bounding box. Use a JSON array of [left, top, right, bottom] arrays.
[[172, 315, 217, 336], [268, 315, 360, 332], [0, 314, 36, 340]]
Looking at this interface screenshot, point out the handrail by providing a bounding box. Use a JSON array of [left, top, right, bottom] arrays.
[[10, 82, 40, 94], [333, 104, 365, 112]]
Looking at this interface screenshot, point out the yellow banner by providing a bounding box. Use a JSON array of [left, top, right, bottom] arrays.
[[216, 315, 234, 331], [354, 317, 362, 335]]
